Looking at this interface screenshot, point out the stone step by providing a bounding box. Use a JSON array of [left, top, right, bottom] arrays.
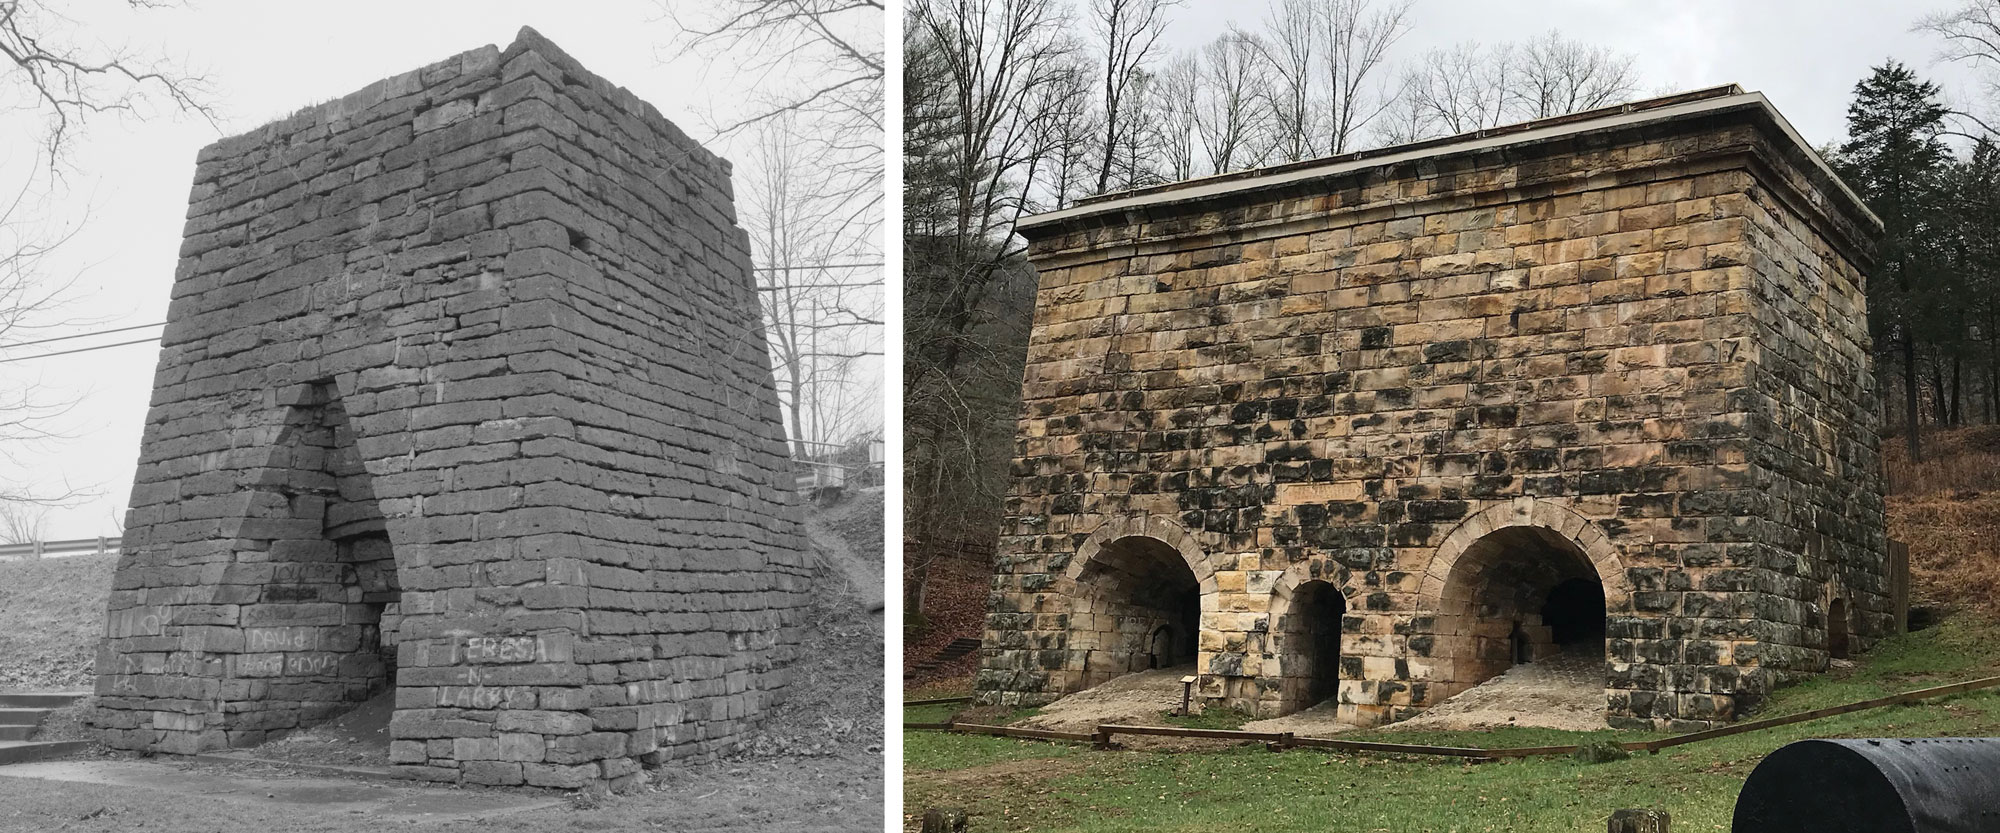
[[0, 708, 49, 728], [906, 637, 986, 679], [0, 692, 88, 709], [0, 709, 49, 726], [0, 725, 34, 741], [0, 740, 89, 765]]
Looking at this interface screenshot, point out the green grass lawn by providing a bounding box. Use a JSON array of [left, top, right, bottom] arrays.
[[904, 614, 2000, 832]]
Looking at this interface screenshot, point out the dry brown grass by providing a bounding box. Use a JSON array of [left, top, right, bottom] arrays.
[[1883, 427, 2000, 613]]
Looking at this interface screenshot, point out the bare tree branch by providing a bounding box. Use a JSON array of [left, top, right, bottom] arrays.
[[1319, 0, 1411, 154], [1378, 30, 1638, 144], [664, 0, 885, 246], [1087, 0, 1182, 195], [1919, 0, 2000, 129], [0, 0, 217, 167]]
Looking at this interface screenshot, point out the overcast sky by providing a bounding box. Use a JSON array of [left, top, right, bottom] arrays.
[[0, 1, 1984, 539], [0, 0, 882, 539], [1166, 0, 1986, 146]]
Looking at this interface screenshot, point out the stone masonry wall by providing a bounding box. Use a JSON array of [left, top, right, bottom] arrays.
[[94, 28, 810, 792], [978, 99, 1884, 731], [1738, 148, 1889, 666]]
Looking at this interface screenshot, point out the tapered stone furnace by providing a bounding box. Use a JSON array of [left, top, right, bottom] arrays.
[[94, 28, 810, 791]]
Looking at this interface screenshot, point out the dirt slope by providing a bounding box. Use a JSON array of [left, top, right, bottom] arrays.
[[0, 553, 115, 690], [807, 486, 886, 612], [1884, 427, 2000, 614], [741, 496, 885, 760], [903, 555, 990, 685]]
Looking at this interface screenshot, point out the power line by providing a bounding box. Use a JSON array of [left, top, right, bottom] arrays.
[[756, 282, 884, 290], [0, 336, 162, 364], [751, 262, 883, 272], [0, 321, 165, 350], [0, 262, 888, 363]]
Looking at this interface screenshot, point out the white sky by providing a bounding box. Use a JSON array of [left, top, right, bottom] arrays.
[[1168, 0, 1987, 146], [0, 0, 883, 538], [0, 0, 1985, 538]]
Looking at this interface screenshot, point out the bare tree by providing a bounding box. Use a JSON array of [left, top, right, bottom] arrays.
[[904, 0, 1076, 416], [0, 0, 216, 165], [1509, 30, 1640, 119], [905, 0, 1078, 247], [1382, 31, 1638, 143], [0, 0, 210, 527], [1087, 0, 1182, 195], [667, 1, 886, 463], [744, 115, 883, 456], [1104, 66, 1169, 190], [666, 0, 885, 251], [1318, 0, 1411, 154], [1917, 0, 2000, 134], [1194, 30, 1274, 174], [1150, 50, 1201, 182], [1258, 0, 1319, 163], [0, 501, 44, 545], [905, 0, 1079, 609], [1033, 59, 1101, 210], [1389, 41, 1516, 140], [0, 186, 102, 511]]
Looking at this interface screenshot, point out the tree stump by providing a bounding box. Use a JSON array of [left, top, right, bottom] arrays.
[[1608, 808, 1669, 832], [920, 807, 969, 833]]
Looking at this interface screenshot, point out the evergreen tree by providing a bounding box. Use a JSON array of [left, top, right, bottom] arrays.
[[1956, 140, 2000, 423], [1835, 61, 1953, 460]]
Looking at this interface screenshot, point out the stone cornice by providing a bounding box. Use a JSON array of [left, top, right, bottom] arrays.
[[1021, 90, 1880, 271]]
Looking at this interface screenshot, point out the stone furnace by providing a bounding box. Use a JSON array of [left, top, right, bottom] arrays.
[[977, 86, 1888, 730], [93, 28, 810, 790]]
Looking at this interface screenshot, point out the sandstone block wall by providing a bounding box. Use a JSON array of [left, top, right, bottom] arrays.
[[978, 90, 1885, 731], [93, 28, 810, 791]]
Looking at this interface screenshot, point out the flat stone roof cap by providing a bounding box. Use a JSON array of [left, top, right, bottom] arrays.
[[1019, 85, 1880, 235]]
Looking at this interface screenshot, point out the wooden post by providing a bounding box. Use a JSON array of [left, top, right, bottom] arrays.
[[1888, 539, 1910, 633], [1608, 809, 1668, 832]]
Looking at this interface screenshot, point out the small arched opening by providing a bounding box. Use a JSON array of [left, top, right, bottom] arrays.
[[1434, 525, 1607, 700], [1277, 579, 1347, 712], [1071, 535, 1202, 690], [1828, 598, 1850, 660]]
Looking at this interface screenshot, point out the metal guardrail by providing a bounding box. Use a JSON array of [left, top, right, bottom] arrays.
[[0, 536, 122, 560]]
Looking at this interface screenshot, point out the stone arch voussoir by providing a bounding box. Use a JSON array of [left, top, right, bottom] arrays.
[[1419, 498, 1633, 610], [1265, 557, 1362, 626], [1066, 513, 1218, 598]]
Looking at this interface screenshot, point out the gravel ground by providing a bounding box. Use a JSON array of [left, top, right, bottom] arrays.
[[1016, 653, 1608, 739], [0, 751, 880, 833], [245, 690, 394, 768], [1390, 651, 1608, 732], [1240, 697, 1354, 736], [1013, 665, 1195, 734]]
